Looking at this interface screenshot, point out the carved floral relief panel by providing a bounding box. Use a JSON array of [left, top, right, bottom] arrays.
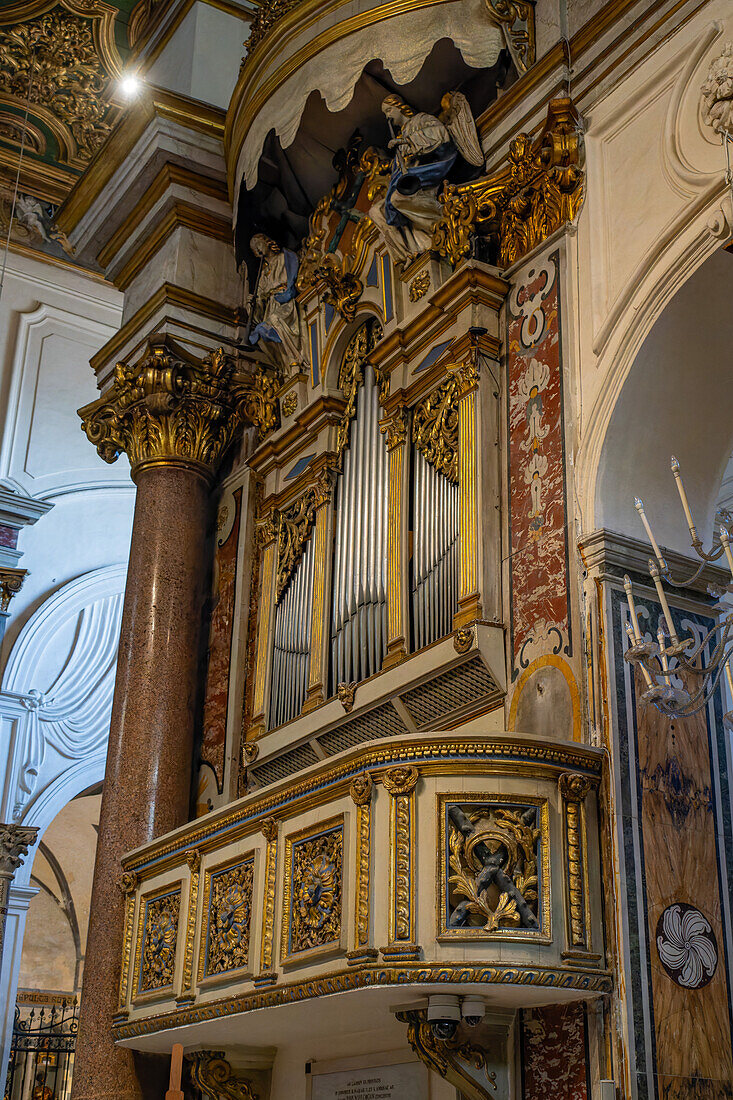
[[198, 853, 255, 980], [281, 817, 344, 963], [438, 795, 550, 941], [134, 885, 181, 996]]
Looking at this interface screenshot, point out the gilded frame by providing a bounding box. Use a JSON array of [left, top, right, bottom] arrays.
[[132, 881, 183, 1003], [280, 813, 347, 967], [197, 850, 257, 985], [437, 793, 551, 943]]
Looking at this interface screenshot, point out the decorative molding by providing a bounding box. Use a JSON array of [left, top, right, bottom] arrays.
[[0, 567, 25, 612], [177, 849, 202, 1002], [280, 818, 344, 962], [700, 41, 733, 137], [350, 773, 373, 953], [408, 271, 431, 301], [484, 0, 536, 74], [79, 336, 277, 480], [433, 98, 583, 269], [113, 959, 613, 1040], [384, 766, 418, 950], [116, 870, 138, 1017], [197, 853, 255, 981], [257, 818, 279, 980], [558, 773, 591, 953], [0, 823, 37, 876]]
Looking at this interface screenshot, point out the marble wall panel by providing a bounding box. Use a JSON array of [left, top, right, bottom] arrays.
[[520, 1002, 589, 1100]]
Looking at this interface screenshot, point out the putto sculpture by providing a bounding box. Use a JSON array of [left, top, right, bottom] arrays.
[[369, 92, 484, 266]]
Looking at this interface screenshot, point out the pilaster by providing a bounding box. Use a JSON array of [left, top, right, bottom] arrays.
[[381, 407, 410, 669]]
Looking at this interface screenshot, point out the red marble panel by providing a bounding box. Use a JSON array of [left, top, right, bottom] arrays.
[[507, 250, 570, 676], [521, 1003, 589, 1100], [201, 488, 242, 791], [0, 524, 19, 548]]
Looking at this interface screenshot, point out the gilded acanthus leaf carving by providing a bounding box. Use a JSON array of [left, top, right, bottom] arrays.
[[433, 98, 583, 269], [412, 377, 460, 483], [0, 9, 114, 162], [205, 859, 254, 976], [276, 489, 318, 603], [336, 318, 383, 461], [447, 803, 540, 932], [139, 891, 180, 992], [289, 826, 343, 954]]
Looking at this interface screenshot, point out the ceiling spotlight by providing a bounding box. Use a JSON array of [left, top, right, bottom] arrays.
[[119, 73, 142, 100]]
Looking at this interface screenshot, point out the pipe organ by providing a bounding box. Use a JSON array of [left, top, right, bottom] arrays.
[[330, 356, 389, 691], [270, 533, 314, 728]]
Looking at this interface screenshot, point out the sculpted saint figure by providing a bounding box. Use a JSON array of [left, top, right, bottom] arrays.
[[369, 92, 483, 266], [248, 234, 304, 373]]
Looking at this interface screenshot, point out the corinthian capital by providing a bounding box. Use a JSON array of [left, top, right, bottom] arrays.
[[79, 337, 278, 481], [0, 823, 38, 877]]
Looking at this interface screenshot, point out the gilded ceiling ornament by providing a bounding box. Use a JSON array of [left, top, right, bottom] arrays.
[[79, 339, 276, 480], [276, 488, 318, 603], [289, 825, 343, 954], [205, 858, 254, 976], [433, 98, 583, 269], [447, 804, 540, 933], [0, 9, 115, 163], [335, 317, 383, 461], [413, 378, 459, 483], [139, 890, 180, 993], [187, 1050, 258, 1100]]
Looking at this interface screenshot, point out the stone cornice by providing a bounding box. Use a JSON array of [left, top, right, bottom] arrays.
[[579, 527, 730, 599]]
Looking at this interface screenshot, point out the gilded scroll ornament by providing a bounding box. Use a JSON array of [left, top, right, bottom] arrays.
[[380, 408, 410, 451], [287, 824, 343, 955], [484, 0, 536, 74], [139, 890, 180, 993], [313, 255, 363, 323], [187, 1050, 258, 1100], [117, 871, 138, 1015], [396, 1010, 498, 1100], [204, 858, 254, 976], [447, 804, 540, 933], [413, 378, 459, 484], [433, 98, 583, 269], [282, 391, 298, 417], [0, 9, 115, 163], [335, 318, 383, 461], [0, 567, 26, 613], [178, 850, 201, 1000], [383, 767, 418, 946], [79, 338, 278, 480], [276, 489, 317, 602], [350, 774, 373, 950], [258, 819, 278, 977]]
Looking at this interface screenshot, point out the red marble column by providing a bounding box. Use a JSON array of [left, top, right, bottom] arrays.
[[72, 464, 211, 1100], [72, 338, 264, 1100]]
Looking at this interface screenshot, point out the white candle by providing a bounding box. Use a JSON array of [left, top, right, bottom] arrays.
[[720, 526, 733, 581], [725, 658, 733, 704], [635, 497, 666, 569], [670, 456, 700, 546], [648, 558, 680, 645], [625, 623, 654, 688], [657, 625, 672, 685], [623, 574, 643, 642]]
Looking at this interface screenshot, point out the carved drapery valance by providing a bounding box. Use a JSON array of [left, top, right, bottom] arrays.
[[412, 377, 460, 484], [433, 97, 583, 269]]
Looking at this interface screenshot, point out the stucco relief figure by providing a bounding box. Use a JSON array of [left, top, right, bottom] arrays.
[[248, 234, 304, 373], [701, 42, 733, 135], [369, 92, 484, 266]]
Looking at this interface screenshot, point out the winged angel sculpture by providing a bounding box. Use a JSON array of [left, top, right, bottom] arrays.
[[369, 91, 484, 266]]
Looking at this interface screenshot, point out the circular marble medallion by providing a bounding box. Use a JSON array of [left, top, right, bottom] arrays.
[[656, 903, 718, 989]]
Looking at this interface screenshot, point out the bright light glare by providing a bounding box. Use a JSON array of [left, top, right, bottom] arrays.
[[120, 73, 142, 99]]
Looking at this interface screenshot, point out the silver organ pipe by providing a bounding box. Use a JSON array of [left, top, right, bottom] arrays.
[[411, 447, 459, 650], [269, 534, 315, 728], [330, 362, 389, 690]]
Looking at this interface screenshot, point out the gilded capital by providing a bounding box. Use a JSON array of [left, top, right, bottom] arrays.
[[0, 568, 26, 613], [79, 336, 278, 481]]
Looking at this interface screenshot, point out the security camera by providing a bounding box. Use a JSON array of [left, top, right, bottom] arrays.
[[461, 996, 485, 1027], [427, 995, 461, 1040]]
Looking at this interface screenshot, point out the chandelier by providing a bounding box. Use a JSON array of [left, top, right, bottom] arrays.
[[622, 457, 733, 723]]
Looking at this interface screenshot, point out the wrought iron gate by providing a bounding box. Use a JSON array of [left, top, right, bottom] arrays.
[[4, 1000, 78, 1100]]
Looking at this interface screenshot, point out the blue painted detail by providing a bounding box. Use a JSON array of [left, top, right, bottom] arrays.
[[286, 454, 316, 480], [381, 255, 393, 321], [415, 339, 454, 374], [324, 303, 336, 332], [309, 321, 320, 386], [366, 255, 379, 287]]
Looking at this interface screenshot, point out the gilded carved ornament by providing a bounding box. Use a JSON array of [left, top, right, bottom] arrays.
[[187, 1051, 258, 1100], [275, 489, 318, 603], [0, 567, 26, 613], [433, 98, 583, 269], [337, 681, 357, 712], [396, 1010, 498, 1100], [412, 378, 459, 484], [349, 772, 373, 806], [79, 338, 278, 480], [335, 318, 383, 462], [380, 407, 410, 451], [288, 825, 343, 954], [382, 765, 419, 796], [0, 4, 120, 166]]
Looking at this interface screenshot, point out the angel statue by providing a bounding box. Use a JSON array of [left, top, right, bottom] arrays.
[[368, 91, 484, 266], [248, 233, 304, 374]]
